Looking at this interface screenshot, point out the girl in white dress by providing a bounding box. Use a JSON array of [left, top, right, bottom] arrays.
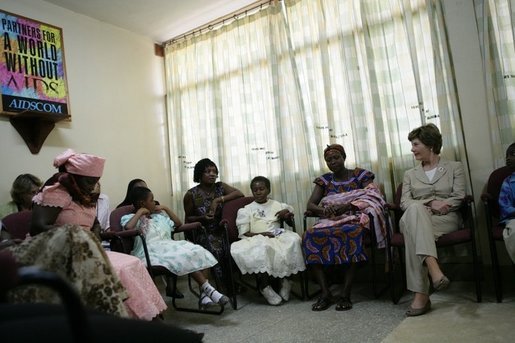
[[121, 187, 229, 309], [230, 176, 306, 305]]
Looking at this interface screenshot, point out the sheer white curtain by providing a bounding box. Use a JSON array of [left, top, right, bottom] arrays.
[[474, 0, 515, 166], [165, 2, 314, 223], [165, 0, 468, 231]]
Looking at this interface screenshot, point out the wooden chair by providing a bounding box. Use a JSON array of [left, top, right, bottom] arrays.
[[222, 196, 306, 309], [102, 205, 225, 315], [481, 166, 515, 302], [385, 184, 482, 304]]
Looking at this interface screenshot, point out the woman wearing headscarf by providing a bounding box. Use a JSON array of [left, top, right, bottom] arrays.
[[6, 149, 166, 319], [303, 144, 385, 311]]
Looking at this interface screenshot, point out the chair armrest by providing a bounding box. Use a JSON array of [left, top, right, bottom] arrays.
[[174, 222, 202, 233], [284, 213, 295, 229], [481, 192, 493, 203], [100, 229, 141, 240], [304, 210, 317, 218], [463, 195, 474, 205]]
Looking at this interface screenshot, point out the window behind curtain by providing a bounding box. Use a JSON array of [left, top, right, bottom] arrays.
[[474, 0, 515, 166], [165, 0, 468, 229]]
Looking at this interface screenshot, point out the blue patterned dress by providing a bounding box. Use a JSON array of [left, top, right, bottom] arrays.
[[302, 168, 375, 265]]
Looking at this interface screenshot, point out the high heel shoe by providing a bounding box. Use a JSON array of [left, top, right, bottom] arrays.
[[432, 275, 450, 292], [405, 300, 431, 317]]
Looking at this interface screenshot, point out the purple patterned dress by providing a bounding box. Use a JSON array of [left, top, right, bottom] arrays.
[[302, 168, 375, 265], [187, 182, 231, 292]]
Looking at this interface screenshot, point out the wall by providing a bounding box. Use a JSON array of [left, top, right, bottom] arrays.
[[0, 0, 173, 213], [442, 0, 511, 264]]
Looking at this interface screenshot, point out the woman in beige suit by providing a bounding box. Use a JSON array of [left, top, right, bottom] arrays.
[[400, 124, 465, 316]]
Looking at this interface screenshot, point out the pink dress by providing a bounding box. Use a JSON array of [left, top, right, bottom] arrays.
[[33, 184, 167, 320]]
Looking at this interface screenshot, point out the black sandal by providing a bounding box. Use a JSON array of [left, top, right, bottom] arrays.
[[311, 296, 333, 311], [335, 297, 353, 311]]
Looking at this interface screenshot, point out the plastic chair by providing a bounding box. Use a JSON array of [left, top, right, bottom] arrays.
[[102, 205, 224, 315], [221, 197, 306, 309], [385, 184, 482, 304], [481, 165, 515, 302]]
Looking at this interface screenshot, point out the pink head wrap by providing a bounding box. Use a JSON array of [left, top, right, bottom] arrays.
[[53, 149, 105, 177]]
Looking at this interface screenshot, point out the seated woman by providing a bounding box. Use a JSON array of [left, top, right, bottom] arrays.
[[183, 158, 244, 294], [122, 186, 229, 308], [230, 176, 306, 305], [6, 150, 127, 316], [400, 124, 465, 316], [0, 173, 42, 219], [14, 149, 166, 319], [303, 144, 385, 312]]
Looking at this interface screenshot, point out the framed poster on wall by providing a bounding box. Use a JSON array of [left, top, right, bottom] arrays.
[[0, 9, 70, 118]]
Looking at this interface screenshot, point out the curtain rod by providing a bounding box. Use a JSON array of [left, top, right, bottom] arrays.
[[164, 0, 280, 47]]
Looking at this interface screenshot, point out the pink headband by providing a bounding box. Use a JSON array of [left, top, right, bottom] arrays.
[[53, 149, 105, 177]]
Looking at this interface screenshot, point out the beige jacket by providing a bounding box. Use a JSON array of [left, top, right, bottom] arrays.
[[400, 159, 465, 212]]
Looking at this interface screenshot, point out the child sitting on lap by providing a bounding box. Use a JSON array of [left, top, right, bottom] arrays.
[[230, 176, 306, 305]]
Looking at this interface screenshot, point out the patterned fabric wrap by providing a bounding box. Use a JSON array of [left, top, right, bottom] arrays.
[[303, 168, 378, 265], [314, 184, 388, 248], [7, 225, 128, 317]]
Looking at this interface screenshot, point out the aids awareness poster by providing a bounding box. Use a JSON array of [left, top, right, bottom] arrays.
[[0, 10, 70, 116]]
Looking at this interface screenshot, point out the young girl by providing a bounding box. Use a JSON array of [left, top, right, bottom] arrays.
[[121, 186, 229, 308], [230, 176, 306, 305]]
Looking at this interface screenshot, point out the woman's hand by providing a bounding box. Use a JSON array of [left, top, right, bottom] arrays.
[[429, 200, 450, 215], [322, 203, 352, 218], [206, 197, 224, 220]]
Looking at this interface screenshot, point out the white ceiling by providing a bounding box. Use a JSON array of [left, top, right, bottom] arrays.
[[43, 0, 257, 43]]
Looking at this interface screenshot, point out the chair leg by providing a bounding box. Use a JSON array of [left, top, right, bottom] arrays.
[[391, 247, 405, 304], [490, 242, 503, 303], [289, 270, 307, 300], [370, 242, 377, 298], [470, 235, 482, 303], [304, 266, 322, 299]]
